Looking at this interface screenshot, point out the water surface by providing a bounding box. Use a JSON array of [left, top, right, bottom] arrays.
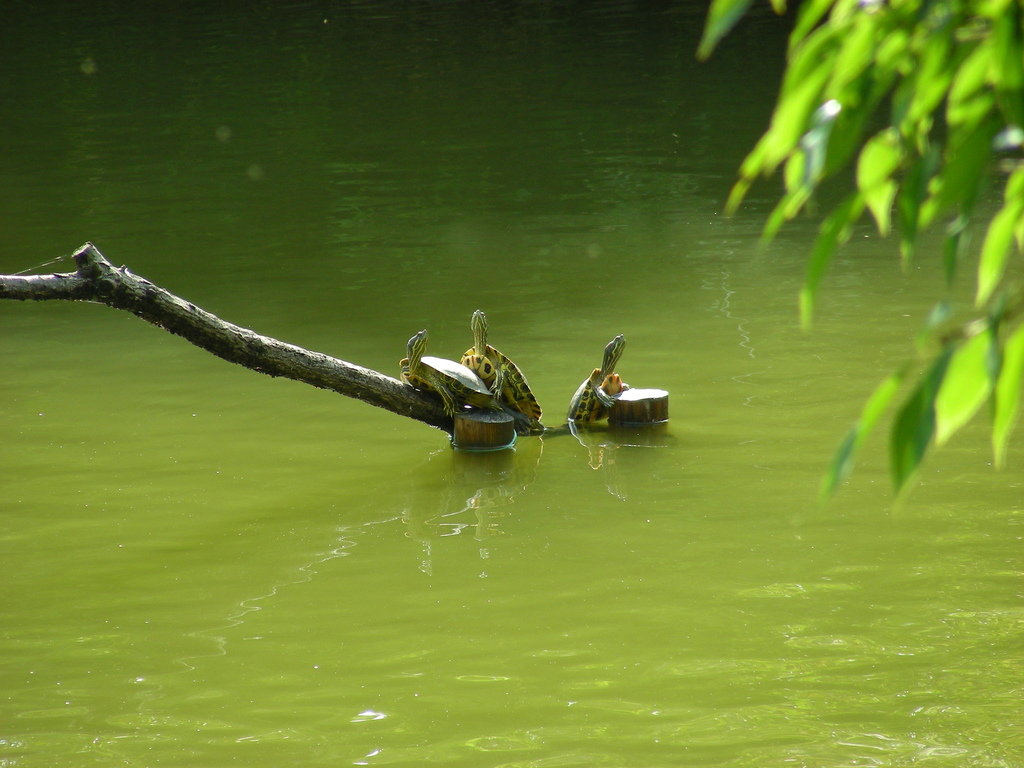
[[2, 2, 1022, 766]]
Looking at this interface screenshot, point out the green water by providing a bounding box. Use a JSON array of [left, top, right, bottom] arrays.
[[2, 2, 1022, 766]]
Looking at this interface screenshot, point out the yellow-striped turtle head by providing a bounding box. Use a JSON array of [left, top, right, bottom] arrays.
[[464, 310, 498, 383], [401, 329, 429, 380]]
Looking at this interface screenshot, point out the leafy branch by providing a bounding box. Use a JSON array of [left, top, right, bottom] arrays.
[[701, 0, 1024, 494]]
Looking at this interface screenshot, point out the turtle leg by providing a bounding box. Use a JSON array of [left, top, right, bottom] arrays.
[[435, 383, 461, 417], [593, 385, 618, 409], [491, 362, 506, 400]]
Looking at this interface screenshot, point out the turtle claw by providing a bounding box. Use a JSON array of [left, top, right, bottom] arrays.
[[491, 364, 506, 400], [436, 384, 460, 418]]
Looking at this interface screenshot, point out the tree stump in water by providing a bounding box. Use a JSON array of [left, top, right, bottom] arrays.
[[453, 410, 517, 451], [609, 388, 669, 425]]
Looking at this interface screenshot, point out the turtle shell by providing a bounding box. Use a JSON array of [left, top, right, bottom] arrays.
[[401, 330, 497, 416], [421, 355, 492, 397]]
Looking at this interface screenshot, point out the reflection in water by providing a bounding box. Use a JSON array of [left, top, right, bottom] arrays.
[[709, 268, 756, 361], [569, 421, 625, 495], [403, 439, 543, 574], [707, 267, 763, 409], [143, 435, 547, 684], [568, 421, 675, 499]]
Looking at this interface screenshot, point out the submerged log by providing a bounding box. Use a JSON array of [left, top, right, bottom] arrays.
[[609, 387, 669, 425], [0, 242, 467, 433]]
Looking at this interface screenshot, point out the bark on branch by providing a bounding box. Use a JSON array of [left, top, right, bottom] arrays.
[[0, 242, 455, 433]]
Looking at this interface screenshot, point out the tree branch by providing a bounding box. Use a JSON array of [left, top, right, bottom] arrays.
[[1, 242, 455, 433]]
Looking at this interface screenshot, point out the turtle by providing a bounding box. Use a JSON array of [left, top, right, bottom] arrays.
[[567, 334, 628, 423], [460, 309, 544, 431], [400, 329, 501, 417]]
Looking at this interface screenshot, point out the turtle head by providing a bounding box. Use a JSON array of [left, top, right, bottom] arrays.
[[406, 329, 429, 370], [471, 309, 489, 352], [599, 335, 625, 377]]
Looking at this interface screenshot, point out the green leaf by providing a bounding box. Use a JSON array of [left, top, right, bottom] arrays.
[[762, 175, 817, 240], [857, 129, 903, 235], [736, 133, 772, 182], [875, 26, 911, 76], [942, 215, 971, 284], [800, 193, 865, 327], [947, 89, 997, 130], [698, 0, 754, 61], [822, 79, 893, 177], [724, 177, 753, 217], [789, 0, 834, 52], [947, 38, 992, 114], [821, 365, 907, 499], [763, 62, 836, 173], [1007, 162, 1024, 199], [934, 329, 997, 446], [799, 99, 842, 189], [896, 147, 940, 265], [857, 128, 903, 190], [976, 198, 1024, 306], [904, 24, 954, 129], [762, 187, 811, 245], [784, 148, 807, 193], [993, 322, 1024, 467], [919, 115, 999, 229], [890, 348, 953, 492], [781, 25, 842, 102], [828, 11, 878, 95], [865, 181, 897, 237], [991, 9, 1024, 127], [724, 176, 754, 216], [979, 0, 1014, 19], [916, 300, 953, 350]]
